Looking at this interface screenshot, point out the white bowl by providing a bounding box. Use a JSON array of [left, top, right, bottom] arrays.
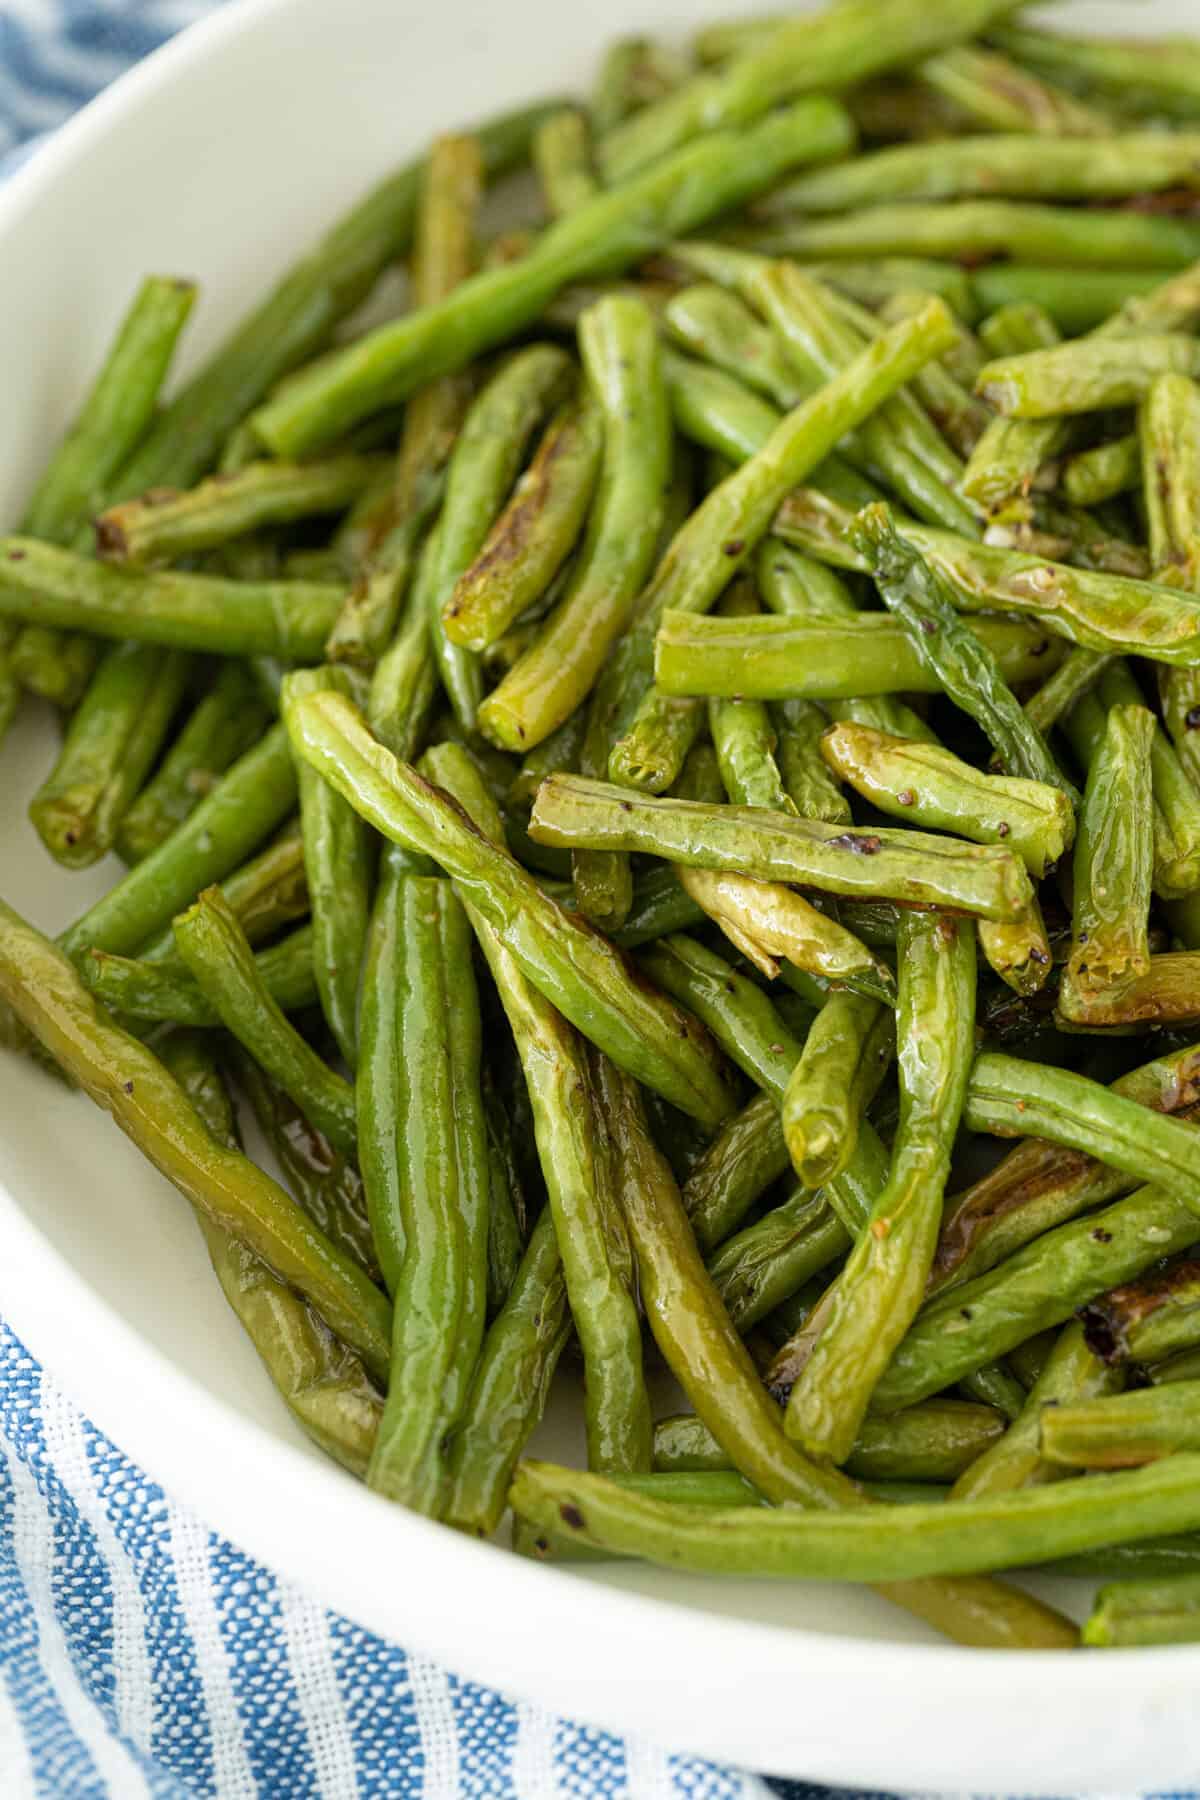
[[2, 0, 1199, 1789]]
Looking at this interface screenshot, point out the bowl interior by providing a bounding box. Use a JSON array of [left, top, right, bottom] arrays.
[[1, 1, 1199, 1789]]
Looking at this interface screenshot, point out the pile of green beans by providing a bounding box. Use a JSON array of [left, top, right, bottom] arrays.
[[16, 0, 1200, 1656]]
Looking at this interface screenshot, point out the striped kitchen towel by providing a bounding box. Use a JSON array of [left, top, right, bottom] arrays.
[[0, 4, 848, 1796], [0, 1312, 810, 1800]]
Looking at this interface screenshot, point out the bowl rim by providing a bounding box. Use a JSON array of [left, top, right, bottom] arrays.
[[3, 0, 1200, 1786]]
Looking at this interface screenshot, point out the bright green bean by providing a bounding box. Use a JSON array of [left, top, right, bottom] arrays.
[[785, 912, 976, 1464], [173, 888, 357, 1157], [281, 668, 374, 1067]]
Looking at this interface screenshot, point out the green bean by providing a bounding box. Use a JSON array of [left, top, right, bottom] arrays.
[[1052, 664, 1200, 903], [173, 888, 356, 1157], [706, 587, 793, 814], [363, 875, 489, 1516], [28, 643, 188, 869], [951, 1323, 1123, 1502], [820, 723, 1071, 880], [507, 711, 586, 813], [252, 100, 854, 457], [325, 131, 482, 665], [513, 1470, 769, 1564], [959, 1363, 1030, 1425], [655, 609, 1064, 703], [990, 24, 1200, 125], [12, 637, 97, 721], [610, 868, 704, 949], [769, 701, 849, 824], [684, 1091, 790, 1253], [785, 912, 976, 1463], [595, 1018, 1069, 1648], [961, 301, 1063, 526], [756, 539, 935, 744], [876, 290, 989, 459], [636, 933, 802, 1101], [1081, 1257, 1200, 1369], [479, 297, 671, 752], [706, 1187, 849, 1333], [597, 0, 1025, 184], [115, 662, 270, 864], [1043, 1381, 1200, 1472], [744, 204, 1200, 270], [532, 774, 1035, 921], [764, 134, 1200, 217], [13, 274, 198, 711], [782, 992, 893, 1192], [0, 538, 342, 659], [756, 539, 858, 619], [609, 297, 959, 788], [964, 1052, 1200, 1211], [356, 843, 424, 1306], [661, 349, 855, 496], [0, 629, 17, 744], [0, 897, 390, 1377], [443, 1208, 570, 1536], [230, 1044, 377, 1281], [289, 692, 735, 1124], [675, 869, 904, 1000], [138, 823, 307, 967], [82, 925, 316, 1026], [776, 258, 976, 321], [609, 1082, 845, 1515], [963, 257, 1200, 535], [874, 1184, 1200, 1416], [117, 103, 553, 488], [972, 268, 1165, 335], [738, 262, 975, 534], [1140, 375, 1200, 840], [94, 456, 382, 566], [443, 396, 603, 655], [1063, 435, 1140, 510], [590, 36, 691, 137], [22, 277, 194, 540], [1060, 953, 1200, 1030], [663, 285, 806, 410], [570, 443, 692, 821], [393, 132, 483, 520], [366, 517, 442, 762], [973, 898, 1054, 1002], [687, 16, 779, 63], [423, 348, 574, 731], [327, 495, 436, 671], [158, 1032, 383, 1477], [510, 1451, 1200, 1592], [1065, 703, 1154, 998], [430, 741, 652, 1474], [1049, 1540, 1200, 1583], [974, 302, 1059, 364], [878, 515, 1200, 670], [1152, 1349, 1200, 1388], [59, 725, 297, 964], [654, 1401, 1006, 1485], [917, 44, 1112, 137], [1023, 647, 1112, 739], [850, 504, 1074, 802], [1084, 1573, 1200, 1648], [280, 669, 373, 1067], [980, 336, 1200, 421], [534, 108, 598, 217]]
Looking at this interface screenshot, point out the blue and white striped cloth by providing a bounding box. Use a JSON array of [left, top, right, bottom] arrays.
[[0, 5, 840, 1795], [0, 1315, 812, 1799]]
